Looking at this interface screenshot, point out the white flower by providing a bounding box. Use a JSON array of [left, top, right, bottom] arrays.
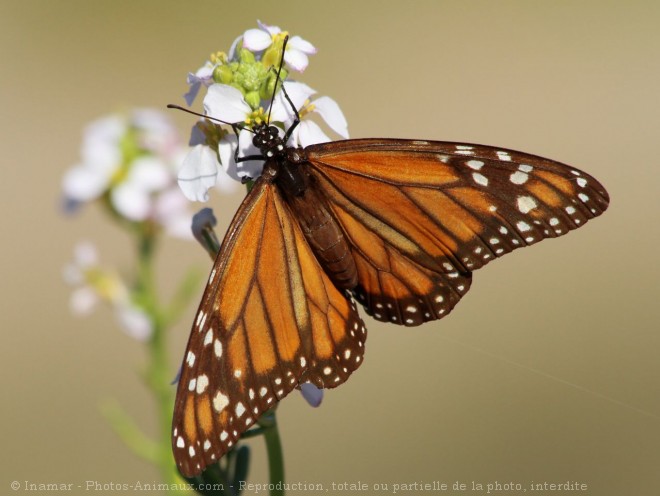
[[271, 81, 349, 147], [111, 156, 171, 221], [178, 144, 221, 202], [63, 242, 153, 341], [178, 80, 349, 202], [62, 116, 125, 203], [203, 84, 253, 123], [184, 63, 216, 106], [115, 303, 153, 342], [178, 84, 267, 202], [154, 187, 195, 240], [242, 21, 316, 72], [63, 110, 195, 235], [63, 241, 104, 316]]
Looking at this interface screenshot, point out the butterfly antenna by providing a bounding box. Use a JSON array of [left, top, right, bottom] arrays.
[[166, 104, 254, 134], [266, 35, 290, 124]]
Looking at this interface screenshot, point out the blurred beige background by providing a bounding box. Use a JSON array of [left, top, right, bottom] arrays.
[[2, 1, 659, 494]]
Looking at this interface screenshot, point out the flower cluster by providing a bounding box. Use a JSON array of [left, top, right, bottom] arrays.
[[62, 109, 197, 340], [62, 109, 194, 239], [63, 241, 153, 341], [177, 20, 349, 202]]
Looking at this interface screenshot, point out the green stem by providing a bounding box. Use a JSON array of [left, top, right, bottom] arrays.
[[135, 231, 182, 490], [259, 411, 285, 496]]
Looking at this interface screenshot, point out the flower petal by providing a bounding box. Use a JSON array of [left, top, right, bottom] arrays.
[[215, 135, 242, 192], [154, 188, 193, 240], [204, 84, 251, 124], [312, 96, 349, 138], [61, 163, 112, 202], [184, 82, 202, 107], [80, 115, 124, 169], [233, 130, 264, 179], [188, 121, 207, 147], [284, 48, 310, 72], [270, 81, 316, 122], [177, 145, 220, 202], [296, 120, 331, 147], [111, 183, 151, 221], [70, 287, 99, 316], [116, 303, 153, 342], [74, 241, 99, 267], [288, 35, 317, 55], [227, 35, 242, 61], [191, 207, 217, 245], [242, 28, 273, 52], [300, 383, 323, 407], [256, 20, 281, 37], [184, 65, 215, 106], [127, 156, 171, 192]]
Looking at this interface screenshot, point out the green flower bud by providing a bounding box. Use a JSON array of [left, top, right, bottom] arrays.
[[239, 61, 268, 93], [213, 64, 233, 84], [244, 91, 261, 110], [238, 48, 256, 64], [261, 46, 283, 71], [260, 68, 288, 101]]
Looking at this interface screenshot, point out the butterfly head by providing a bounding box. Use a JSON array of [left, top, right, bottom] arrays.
[[252, 123, 286, 160]]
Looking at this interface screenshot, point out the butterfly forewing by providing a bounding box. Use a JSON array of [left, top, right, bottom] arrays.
[[172, 179, 366, 477], [306, 139, 609, 324]]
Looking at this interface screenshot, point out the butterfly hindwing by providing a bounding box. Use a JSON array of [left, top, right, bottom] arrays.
[[306, 139, 609, 325], [172, 179, 365, 477]]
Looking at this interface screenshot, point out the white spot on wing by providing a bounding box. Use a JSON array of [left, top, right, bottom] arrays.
[[196, 374, 209, 394], [213, 391, 229, 412], [517, 196, 538, 214], [510, 171, 528, 185], [466, 160, 484, 170], [473, 172, 488, 186], [517, 221, 531, 232]]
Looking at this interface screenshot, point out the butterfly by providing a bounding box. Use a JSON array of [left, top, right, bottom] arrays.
[[171, 47, 609, 479]]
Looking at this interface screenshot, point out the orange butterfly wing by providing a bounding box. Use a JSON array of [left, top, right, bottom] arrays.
[[172, 179, 366, 477], [306, 139, 609, 325]]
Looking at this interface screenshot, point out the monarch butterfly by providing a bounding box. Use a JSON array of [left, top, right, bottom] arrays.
[[171, 43, 609, 478]]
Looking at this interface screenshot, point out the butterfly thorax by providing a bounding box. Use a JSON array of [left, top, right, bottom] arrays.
[[253, 125, 358, 290]]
